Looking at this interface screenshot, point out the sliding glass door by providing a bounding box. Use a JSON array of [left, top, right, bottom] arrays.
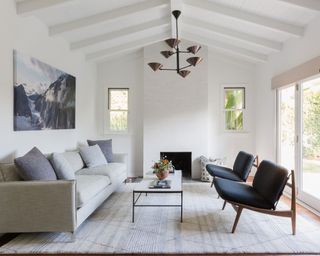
[[278, 85, 295, 172], [278, 76, 320, 212], [301, 77, 320, 202]]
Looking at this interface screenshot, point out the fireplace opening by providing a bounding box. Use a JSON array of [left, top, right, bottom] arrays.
[[160, 152, 192, 178]]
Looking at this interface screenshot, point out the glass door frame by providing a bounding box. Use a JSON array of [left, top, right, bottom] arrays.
[[276, 74, 320, 213]]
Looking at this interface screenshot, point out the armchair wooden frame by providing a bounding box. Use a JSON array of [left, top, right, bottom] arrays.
[[225, 170, 296, 235]]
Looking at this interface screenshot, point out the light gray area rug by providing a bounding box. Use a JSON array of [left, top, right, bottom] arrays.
[[1, 183, 320, 254]]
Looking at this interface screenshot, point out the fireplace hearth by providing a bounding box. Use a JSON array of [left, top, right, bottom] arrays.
[[160, 152, 192, 178]]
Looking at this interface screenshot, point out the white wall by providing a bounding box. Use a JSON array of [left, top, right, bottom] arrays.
[[0, 0, 98, 162], [208, 51, 256, 167], [255, 16, 320, 162], [143, 41, 209, 179], [97, 51, 144, 177], [97, 42, 257, 178]]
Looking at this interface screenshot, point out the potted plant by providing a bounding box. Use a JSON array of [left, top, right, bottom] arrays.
[[152, 158, 173, 180]]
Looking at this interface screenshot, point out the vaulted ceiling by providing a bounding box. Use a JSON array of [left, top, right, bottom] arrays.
[[15, 0, 320, 63]]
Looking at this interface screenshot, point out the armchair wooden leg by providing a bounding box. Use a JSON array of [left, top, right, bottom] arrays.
[[231, 206, 243, 233], [291, 210, 296, 235], [222, 200, 227, 210]]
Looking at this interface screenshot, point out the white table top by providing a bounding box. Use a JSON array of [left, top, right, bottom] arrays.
[[134, 170, 182, 192]]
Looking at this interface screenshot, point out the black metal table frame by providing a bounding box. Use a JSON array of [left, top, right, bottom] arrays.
[[132, 190, 183, 223]]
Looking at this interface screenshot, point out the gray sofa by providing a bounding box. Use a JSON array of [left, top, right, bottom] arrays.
[[0, 151, 127, 234]]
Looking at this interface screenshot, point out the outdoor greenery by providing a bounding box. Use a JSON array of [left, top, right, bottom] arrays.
[[110, 111, 128, 131], [280, 88, 295, 147], [109, 89, 128, 132], [303, 86, 320, 159], [224, 88, 244, 130], [280, 82, 320, 174]]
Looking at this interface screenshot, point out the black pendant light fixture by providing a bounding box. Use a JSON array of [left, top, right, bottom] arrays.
[[148, 10, 202, 78]]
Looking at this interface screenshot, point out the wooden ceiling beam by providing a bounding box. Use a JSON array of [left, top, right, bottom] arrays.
[[49, 0, 169, 36], [86, 31, 170, 61], [278, 0, 320, 12], [71, 18, 170, 50], [184, 0, 304, 37], [16, 0, 72, 15], [183, 17, 282, 52], [183, 31, 268, 63]]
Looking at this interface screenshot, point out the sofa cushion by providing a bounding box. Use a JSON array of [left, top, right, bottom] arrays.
[[76, 163, 126, 183], [51, 153, 75, 180], [79, 145, 107, 168], [87, 139, 113, 162], [0, 163, 22, 182], [14, 147, 57, 181], [60, 151, 84, 172], [76, 175, 111, 208]]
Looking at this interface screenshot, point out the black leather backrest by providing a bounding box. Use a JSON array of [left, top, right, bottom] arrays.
[[232, 151, 255, 181], [253, 160, 288, 209]]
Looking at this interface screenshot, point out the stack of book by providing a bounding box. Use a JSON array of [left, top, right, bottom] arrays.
[[149, 179, 171, 189]]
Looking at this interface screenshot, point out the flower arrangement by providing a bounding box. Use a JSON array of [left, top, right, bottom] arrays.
[[152, 158, 171, 172], [152, 157, 173, 180]]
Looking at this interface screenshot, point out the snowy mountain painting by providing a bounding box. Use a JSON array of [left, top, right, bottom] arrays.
[[13, 50, 76, 131]]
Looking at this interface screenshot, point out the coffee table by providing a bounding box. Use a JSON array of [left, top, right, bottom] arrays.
[[132, 170, 183, 222]]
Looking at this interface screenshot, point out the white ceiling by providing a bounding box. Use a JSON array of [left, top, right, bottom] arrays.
[[15, 0, 320, 63]]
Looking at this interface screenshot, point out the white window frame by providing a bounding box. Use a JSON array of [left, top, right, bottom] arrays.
[[104, 87, 129, 134], [221, 85, 247, 133]]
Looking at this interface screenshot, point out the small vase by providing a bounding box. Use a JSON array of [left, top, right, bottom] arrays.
[[156, 169, 169, 180]]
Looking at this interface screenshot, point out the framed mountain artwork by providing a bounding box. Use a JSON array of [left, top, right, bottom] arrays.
[[13, 50, 76, 131]]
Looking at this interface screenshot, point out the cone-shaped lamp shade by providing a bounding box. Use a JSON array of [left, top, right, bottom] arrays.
[[160, 50, 174, 58], [165, 38, 180, 48], [179, 70, 191, 78], [186, 57, 203, 66], [148, 62, 163, 71], [187, 45, 201, 54]]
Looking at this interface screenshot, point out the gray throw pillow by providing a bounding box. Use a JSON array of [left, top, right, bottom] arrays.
[[87, 139, 113, 162], [51, 153, 75, 180], [14, 147, 57, 181], [79, 145, 108, 168]]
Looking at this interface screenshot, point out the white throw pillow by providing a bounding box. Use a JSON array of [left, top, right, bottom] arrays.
[[79, 145, 108, 168], [51, 153, 75, 180]]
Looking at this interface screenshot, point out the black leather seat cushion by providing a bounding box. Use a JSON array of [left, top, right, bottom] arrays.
[[206, 164, 242, 182], [213, 177, 274, 209]]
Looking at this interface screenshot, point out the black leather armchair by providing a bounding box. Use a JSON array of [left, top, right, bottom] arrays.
[[206, 151, 257, 187], [213, 160, 296, 234]]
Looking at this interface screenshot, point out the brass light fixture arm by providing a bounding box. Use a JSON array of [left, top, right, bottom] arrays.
[[147, 10, 201, 78], [159, 68, 177, 71], [179, 64, 192, 70]]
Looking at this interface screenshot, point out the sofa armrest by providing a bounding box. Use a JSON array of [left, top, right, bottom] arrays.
[[0, 180, 76, 233], [113, 153, 128, 164]]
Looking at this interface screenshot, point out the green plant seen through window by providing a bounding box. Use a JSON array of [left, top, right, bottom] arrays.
[[108, 88, 128, 132], [224, 88, 245, 130], [303, 83, 320, 160]]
